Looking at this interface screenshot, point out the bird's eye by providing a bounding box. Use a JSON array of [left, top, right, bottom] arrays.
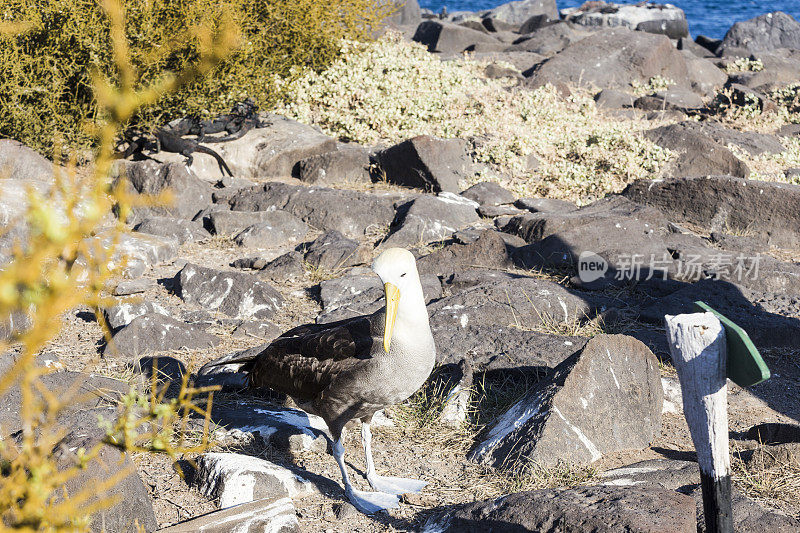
[[400, 273, 407, 277]]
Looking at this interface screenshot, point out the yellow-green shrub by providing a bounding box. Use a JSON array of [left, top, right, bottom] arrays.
[[0, 0, 391, 156]]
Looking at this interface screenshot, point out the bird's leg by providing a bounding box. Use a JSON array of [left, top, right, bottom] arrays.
[[331, 430, 399, 514], [362, 422, 427, 496]]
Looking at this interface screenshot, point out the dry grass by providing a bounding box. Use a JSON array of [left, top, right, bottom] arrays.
[[732, 442, 800, 518]]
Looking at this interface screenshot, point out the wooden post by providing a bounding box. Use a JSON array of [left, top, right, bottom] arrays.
[[665, 312, 733, 533]]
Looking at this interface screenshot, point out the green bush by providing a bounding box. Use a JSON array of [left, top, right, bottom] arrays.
[[0, 0, 391, 156]]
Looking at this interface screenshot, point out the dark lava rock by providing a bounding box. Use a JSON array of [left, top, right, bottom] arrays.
[[423, 484, 694, 533], [383, 193, 480, 247], [412, 20, 501, 54], [386, 0, 422, 26], [55, 433, 158, 532], [226, 182, 396, 239], [231, 320, 283, 341], [471, 335, 662, 468], [508, 22, 588, 55], [115, 160, 213, 224], [514, 196, 578, 213], [416, 230, 514, 281], [623, 175, 800, 248], [0, 371, 127, 438], [103, 300, 169, 331], [0, 139, 54, 182], [233, 211, 309, 249], [526, 28, 690, 91], [105, 313, 219, 358], [633, 88, 704, 112], [433, 322, 586, 370], [460, 181, 515, 206], [376, 135, 476, 193], [295, 144, 372, 185], [718, 11, 800, 56], [594, 88, 636, 109], [428, 276, 601, 334], [259, 251, 307, 282], [746, 422, 800, 444], [485, 0, 559, 25], [134, 216, 210, 244], [638, 278, 800, 349], [683, 53, 727, 96], [175, 263, 284, 319], [303, 230, 370, 271], [599, 458, 700, 490], [644, 123, 750, 178]]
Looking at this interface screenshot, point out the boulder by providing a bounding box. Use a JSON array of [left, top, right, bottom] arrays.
[[204, 398, 330, 455], [303, 230, 370, 271], [115, 160, 213, 224], [231, 320, 282, 341], [175, 263, 284, 319], [507, 22, 588, 55], [383, 193, 480, 247], [599, 458, 699, 490], [562, 2, 689, 39], [416, 230, 514, 281], [0, 371, 126, 438], [504, 195, 669, 243], [134, 216, 210, 244], [112, 278, 156, 296], [226, 182, 396, 239], [683, 53, 727, 96], [525, 28, 690, 91], [103, 300, 170, 331], [207, 210, 280, 236], [156, 496, 300, 533], [638, 278, 800, 350], [515, 196, 578, 213], [471, 335, 662, 468], [254, 251, 307, 283], [295, 144, 372, 185], [594, 88, 636, 109], [377, 135, 475, 193], [644, 123, 750, 178], [423, 485, 695, 533], [460, 181, 515, 206], [233, 212, 309, 248], [633, 88, 705, 112], [104, 313, 219, 358], [0, 139, 53, 182], [412, 20, 501, 54], [485, 0, 559, 25], [727, 51, 800, 91], [148, 113, 337, 182], [433, 321, 586, 370], [623, 175, 800, 248], [468, 50, 547, 72], [385, 0, 422, 26], [54, 433, 158, 533], [427, 276, 600, 333], [195, 453, 316, 508], [718, 12, 800, 56]]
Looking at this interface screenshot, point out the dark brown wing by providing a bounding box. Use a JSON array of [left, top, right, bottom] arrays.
[[247, 313, 380, 402]]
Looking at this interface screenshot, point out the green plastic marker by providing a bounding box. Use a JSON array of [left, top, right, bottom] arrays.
[[693, 301, 771, 387]]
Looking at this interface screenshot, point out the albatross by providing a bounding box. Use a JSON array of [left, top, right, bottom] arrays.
[[210, 248, 436, 513]]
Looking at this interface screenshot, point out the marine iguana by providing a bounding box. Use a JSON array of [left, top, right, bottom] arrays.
[[163, 98, 268, 143], [116, 128, 234, 177], [153, 128, 234, 177]]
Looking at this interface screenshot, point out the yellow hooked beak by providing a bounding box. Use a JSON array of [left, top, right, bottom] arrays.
[[383, 282, 400, 353]]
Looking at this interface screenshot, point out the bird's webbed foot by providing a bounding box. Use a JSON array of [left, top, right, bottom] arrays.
[[367, 474, 427, 496], [345, 487, 400, 514]]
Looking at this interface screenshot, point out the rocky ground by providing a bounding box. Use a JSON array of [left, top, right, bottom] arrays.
[[3, 0, 800, 532]]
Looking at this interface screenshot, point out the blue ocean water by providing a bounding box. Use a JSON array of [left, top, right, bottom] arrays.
[[418, 0, 800, 40]]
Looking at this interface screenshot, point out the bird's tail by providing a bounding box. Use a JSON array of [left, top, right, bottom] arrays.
[[197, 345, 261, 376]]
